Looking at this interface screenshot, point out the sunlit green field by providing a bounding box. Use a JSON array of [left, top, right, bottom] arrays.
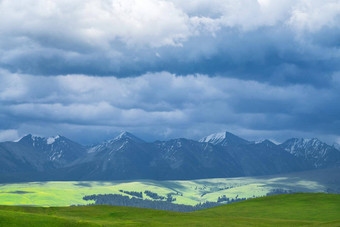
[[0, 193, 339, 226], [0, 174, 328, 207]]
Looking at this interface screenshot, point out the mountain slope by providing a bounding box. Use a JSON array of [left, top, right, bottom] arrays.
[[280, 138, 340, 168], [149, 138, 242, 179], [199, 131, 250, 146], [57, 133, 309, 180], [224, 139, 309, 176], [0, 141, 44, 173], [0, 131, 339, 182], [0, 134, 86, 174], [333, 143, 340, 151], [67, 132, 154, 180]]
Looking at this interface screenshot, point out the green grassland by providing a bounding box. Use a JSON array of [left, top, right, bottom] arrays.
[[0, 172, 332, 207], [0, 193, 339, 226]]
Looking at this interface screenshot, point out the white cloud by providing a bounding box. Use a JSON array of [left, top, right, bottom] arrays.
[[0, 0, 339, 80], [0, 0, 192, 48], [171, 0, 340, 31], [1, 0, 339, 51], [288, 0, 340, 32], [0, 1, 339, 143], [0, 129, 19, 142]]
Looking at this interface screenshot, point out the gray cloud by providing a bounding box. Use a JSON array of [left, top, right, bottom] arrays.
[[1, 0, 339, 144], [0, 0, 339, 87], [0, 70, 339, 144]]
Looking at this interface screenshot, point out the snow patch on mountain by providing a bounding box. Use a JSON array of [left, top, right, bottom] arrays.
[[200, 132, 226, 144], [333, 143, 340, 151], [280, 138, 340, 168], [254, 139, 280, 145], [199, 131, 250, 146], [282, 138, 325, 155], [87, 146, 98, 153], [17, 134, 43, 143], [46, 135, 60, 145], [254, 139, 276, 147], [47, 137, 55, 145], [87, 132, 143, 154], [254, 140, 265, 144], [113, 131, 144, 143]]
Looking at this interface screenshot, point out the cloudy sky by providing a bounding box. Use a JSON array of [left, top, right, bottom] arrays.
[[1, 0, 340, 144]]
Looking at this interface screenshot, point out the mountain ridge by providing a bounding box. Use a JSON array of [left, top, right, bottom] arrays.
[[279, 137, 340, 168], [0, 131, 339, 182], [199, 131, 250, 146]]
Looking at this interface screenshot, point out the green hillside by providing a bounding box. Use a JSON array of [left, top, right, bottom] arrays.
[[0, 193, 339, 226], [2, 167, 337, 207]]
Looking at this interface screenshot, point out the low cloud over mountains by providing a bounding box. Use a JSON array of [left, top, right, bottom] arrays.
[[0, 0, 340, 144]]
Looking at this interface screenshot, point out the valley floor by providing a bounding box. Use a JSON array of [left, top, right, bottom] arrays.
[[0, 193, 339, 226], [1, 167, 338, 207]]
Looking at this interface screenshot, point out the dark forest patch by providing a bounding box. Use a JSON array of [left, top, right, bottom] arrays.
[[4, 191, 34, 194]]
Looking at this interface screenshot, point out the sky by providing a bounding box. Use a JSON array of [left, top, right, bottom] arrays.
[[0, 0, 340, 145]]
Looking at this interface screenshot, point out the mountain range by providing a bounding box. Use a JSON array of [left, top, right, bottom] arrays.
[[0, 131, 339, 182]]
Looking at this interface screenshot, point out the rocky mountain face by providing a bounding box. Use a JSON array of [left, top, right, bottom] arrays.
[[333, 143, 340, 151], [0, 131, 339, 182], [279, 138, 340, 168], [0, 134, 86, 173], [199, 131, 250, 146]]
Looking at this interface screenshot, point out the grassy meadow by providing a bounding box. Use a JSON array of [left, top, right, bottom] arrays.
[[0, 173, 329, 207], [0, 193, 339, 226]]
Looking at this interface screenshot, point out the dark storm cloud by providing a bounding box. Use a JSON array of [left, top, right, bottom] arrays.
[[0, 0, 339, 144], [1, 71, 339, 144], [2, 23, 339, 88]]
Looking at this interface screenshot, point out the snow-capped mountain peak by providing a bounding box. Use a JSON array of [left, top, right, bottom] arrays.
[[87, 132, 144, 154], [19, 134, 65, 146], [199, 131, 249, 146], [18, 134, 38, 141], [281, 138, 325, 154], [15, 134, 85, 165], [18, 134, 44, 146], [199, 132, 226, 144], [333, 143, 340, 151], [255, 139, 276, 147], [46, 135, 60, 145], [111, 131, 144, 143], [279, 137, 340, 168]]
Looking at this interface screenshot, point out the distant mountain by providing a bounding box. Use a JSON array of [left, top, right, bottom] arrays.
[[199, 131, 250, 146], [0, 134, 86, 174], [70, 132, 154, 180], [0, 131, 339, 182], [87, 131, 145, 154], [62, 135, 306, 181], [333, 143, 340, 151], [18, 134, 86, 167], [67, 137, 229, 180], [221, 138, 309, 176], [149, 138, 241, 179], [280, 138, 340, 168]]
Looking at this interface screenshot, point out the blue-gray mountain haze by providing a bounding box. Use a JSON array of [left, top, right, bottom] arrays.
[[0, 131, 339, 182]]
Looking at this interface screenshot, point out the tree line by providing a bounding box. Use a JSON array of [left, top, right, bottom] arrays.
[[83, 193, 220, 212], [81, 188, 296, 212], [119, 190, 143, 198]]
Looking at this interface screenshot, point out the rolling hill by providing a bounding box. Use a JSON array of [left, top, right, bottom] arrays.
[[0, 167, 339, 208], [0, 193, 339, 226]]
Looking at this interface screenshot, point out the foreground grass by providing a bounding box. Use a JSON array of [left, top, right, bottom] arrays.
[[0, 193, 339, 226]]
